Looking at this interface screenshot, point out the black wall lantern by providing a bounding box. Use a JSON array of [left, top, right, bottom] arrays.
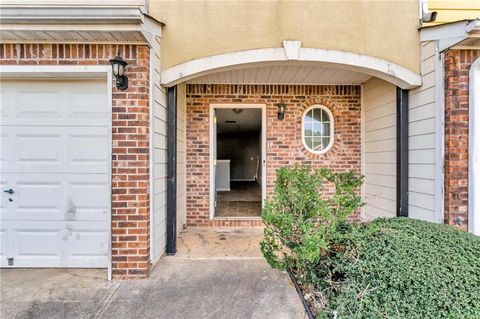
[[109, 53, 128, 90], [276, 100, 287, 120]]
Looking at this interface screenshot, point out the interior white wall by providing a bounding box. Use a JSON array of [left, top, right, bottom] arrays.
[[408, 41, 438, 222], [257, 129, 262, 187], [363, 77, 397, 219], [176, 83, 187, 233], [217, 132, 260, 181]]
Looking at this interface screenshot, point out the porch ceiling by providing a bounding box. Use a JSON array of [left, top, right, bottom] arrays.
[[217, 108, 261, 134], [186, 64, 372, 85]]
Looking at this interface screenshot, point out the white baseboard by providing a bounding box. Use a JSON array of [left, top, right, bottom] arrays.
[[216, 188, 231, 191]]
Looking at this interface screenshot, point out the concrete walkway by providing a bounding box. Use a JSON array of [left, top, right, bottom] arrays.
[[1, 228, 306, 319]]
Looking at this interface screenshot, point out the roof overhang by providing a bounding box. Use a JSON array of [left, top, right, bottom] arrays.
[[420, 19, 480, 51], [0, 4, 162, 46], [0, 6, 145, 24]]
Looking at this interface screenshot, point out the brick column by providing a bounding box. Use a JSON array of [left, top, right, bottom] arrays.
[[444, 49, 480, 230], [111, 45, 151, 279]]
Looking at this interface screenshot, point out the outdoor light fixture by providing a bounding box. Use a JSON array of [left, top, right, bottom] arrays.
[[276, 100, 287, 120], [420, 0, 437, 23], [109, 53, 128, 90]]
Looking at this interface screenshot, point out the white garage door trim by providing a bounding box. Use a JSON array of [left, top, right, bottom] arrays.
[[469, 57, 480, 236], [0, 65, 113, 280]]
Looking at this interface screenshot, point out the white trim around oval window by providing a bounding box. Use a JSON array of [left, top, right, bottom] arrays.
[[301, 105, 335, 155]]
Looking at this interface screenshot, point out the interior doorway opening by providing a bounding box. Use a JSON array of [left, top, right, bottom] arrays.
[[210, 105, 266, 219]]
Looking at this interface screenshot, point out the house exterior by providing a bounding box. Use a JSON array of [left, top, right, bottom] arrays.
[[417, 19, 480, 234], [0, 0, 478, 280]]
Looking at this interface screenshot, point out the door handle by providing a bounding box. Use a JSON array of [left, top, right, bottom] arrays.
[[3, 189, 14, 195]]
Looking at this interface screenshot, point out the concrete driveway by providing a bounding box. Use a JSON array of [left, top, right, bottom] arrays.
[[0, 228, 306, 319]]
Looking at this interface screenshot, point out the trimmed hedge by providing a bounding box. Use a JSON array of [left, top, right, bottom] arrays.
[[307, 218, 480, 319]]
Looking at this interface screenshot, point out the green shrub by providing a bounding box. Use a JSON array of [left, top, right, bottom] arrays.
[[311, 218, 480, 319], [260, 165, 364, 271]]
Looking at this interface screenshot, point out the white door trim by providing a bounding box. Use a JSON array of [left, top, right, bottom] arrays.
[[434, 45, 445, 225], [0, 64, 113, 279], [209, 103, 267, 219], [469, 57, 480, 235]]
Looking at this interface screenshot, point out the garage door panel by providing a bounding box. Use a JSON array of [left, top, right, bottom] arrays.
[[1, 80, 108, 127], [17, 90, 64, 119], [71, 229, 109, 257], [17, 229, 64, 257], [0, 132, 7, 164], [2, 174, 109, 222], [1, 78, 110, 269], [1, 221, 108, 268], [68, 133, 109, 167], [14, 182, 63, 220], [18, 133, 63, 165], [0, 179, 7, 212], [70, 90, 109, 119], [70, 182, 109, 210], [2, 126, 108, 174], [0, 228, 7, 258]]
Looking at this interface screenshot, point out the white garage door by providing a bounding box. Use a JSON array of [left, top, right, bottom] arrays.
[[0, 79, 110, 268]]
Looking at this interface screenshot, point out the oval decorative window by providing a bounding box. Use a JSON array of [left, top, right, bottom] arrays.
[[302, 105, 334, 154]]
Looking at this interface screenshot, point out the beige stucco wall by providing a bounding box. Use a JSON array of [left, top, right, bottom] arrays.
[[149, 0, 420, 73]]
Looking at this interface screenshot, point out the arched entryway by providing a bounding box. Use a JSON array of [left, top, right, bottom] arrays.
[[158, 44, 421, 254], [160, 45, 421, 89]]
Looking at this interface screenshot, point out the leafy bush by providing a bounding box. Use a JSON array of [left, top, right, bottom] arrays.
[[260, 165, 364, 271], [308, 218, 480, 319]]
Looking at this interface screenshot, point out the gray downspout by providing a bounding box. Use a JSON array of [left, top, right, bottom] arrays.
[[396, 87, 409, 217], [166, 86, 177, 255]]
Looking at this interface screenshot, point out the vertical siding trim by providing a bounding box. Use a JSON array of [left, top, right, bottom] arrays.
[[360, 84, 366, 219], [468, 56, 480, 235], [149, 47, 155, 262], [434, 45, 445, 224]]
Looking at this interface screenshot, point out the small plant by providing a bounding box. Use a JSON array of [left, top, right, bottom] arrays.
[[260, 165, 364, 271]]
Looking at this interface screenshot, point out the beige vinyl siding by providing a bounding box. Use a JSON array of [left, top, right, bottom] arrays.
[[427, 1, 480, 26], [363, 78, 397, 219], [408, 41, 437, 221], [151, 35, 168, 262], [176, 83, 187, 233]]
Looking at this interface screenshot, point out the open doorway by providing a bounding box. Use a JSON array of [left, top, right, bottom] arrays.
[[210, 104, 266, 219]]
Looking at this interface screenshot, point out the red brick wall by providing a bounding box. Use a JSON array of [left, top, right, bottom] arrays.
[[444, 49, 480, 230], [186, 84, 361, 227], [1, 44, 151, 279]]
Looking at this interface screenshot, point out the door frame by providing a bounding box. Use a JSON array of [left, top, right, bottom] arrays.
[[0, 65, 113, 280], [209, 103, 267, 219]]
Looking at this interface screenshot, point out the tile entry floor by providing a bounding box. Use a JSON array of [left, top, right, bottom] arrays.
[[216, 181, 262, 217]]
